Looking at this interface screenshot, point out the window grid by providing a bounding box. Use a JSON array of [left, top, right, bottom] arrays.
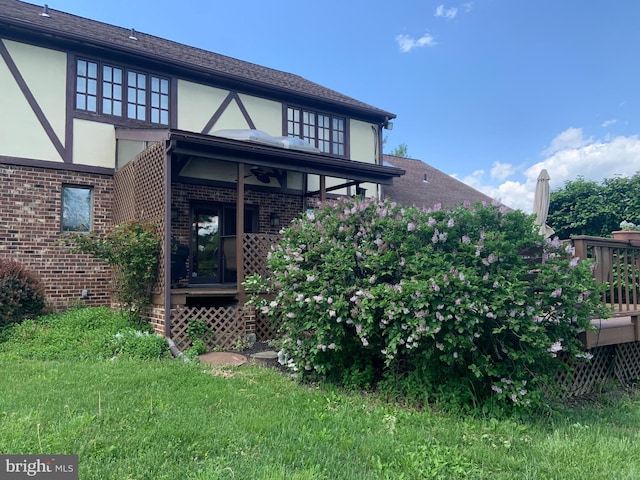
[[127, 71, 147, 121], [150, 76, 169, 125], [287, 106, 346, 156], [102, 65, 123, 116], [76, 60, 98, 112], [75, 58, 169, 125]]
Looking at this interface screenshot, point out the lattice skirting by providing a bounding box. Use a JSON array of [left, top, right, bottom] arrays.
[[557, 342, 640, 397], [171, 305, 247, 350]]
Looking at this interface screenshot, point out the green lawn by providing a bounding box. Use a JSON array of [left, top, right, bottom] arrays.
[[1, 309, 640, 479]]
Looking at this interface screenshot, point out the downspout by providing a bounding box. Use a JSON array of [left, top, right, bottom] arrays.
[[163, 140, 173, 338]]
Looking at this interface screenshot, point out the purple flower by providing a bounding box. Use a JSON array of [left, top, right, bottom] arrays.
[[407, 222, 416, 232], [551, 287, 562, 298]]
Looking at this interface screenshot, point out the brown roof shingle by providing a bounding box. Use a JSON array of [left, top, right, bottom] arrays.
[[0, 0, 395, 120], [382, 155, 507, 210]]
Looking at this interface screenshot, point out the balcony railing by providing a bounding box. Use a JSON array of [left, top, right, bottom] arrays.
[[573, 235, 640, 315]]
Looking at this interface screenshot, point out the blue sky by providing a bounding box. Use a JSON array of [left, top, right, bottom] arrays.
[[47, 0, 640, 211]]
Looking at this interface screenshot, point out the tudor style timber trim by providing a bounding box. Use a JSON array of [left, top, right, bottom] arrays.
[[0, 38, 68, 162], [201, 91, 256, 134]]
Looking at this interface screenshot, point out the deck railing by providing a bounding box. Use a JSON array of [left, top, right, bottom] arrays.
[[572, 235, 640, 316], [243, 232, 281, 280]]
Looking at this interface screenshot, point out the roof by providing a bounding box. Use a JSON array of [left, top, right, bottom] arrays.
[[382, 155, 506, 209], [0, 0, 395, 120]]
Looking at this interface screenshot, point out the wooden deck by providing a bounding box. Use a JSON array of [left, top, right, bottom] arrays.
[[583, 315, 640, 348]]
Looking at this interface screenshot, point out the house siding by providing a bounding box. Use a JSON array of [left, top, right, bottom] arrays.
[[0, 163, 114, 310]]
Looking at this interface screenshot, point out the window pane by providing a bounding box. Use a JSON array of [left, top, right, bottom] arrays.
[[160, 110, 168, 125], [128, 71, 136, 85], [76, 77, 86, 93], [114, 68, 122, 83], [87, 79, 97, 95], [76, 94, 86, 110], [128, 87, 136, 102], [103, 99, 111, 115], [77, 60, 86, 76], [128, 103, 136, 118], [160, 79, 169, 94], [151, 93, 159, 108], [113, 101, 122, 116], [151, 109, 159, 123], [137, 89, 145, 104], [137, 105, 145, 119], [138, 73, 146, 87], [88, 62, 97, 78], [114, 85, 122, 99], [151, 76, 159, 91], [103, 66, 112, 82], [161, 95, 168, 109], [87, 96, 96, 112], [62, 186, 92, 232]]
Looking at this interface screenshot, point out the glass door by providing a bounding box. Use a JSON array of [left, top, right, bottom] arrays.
[[190, 207, 220, 284]]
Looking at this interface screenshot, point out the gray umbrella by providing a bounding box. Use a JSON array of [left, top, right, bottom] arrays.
[[533, 169, 555, 238]]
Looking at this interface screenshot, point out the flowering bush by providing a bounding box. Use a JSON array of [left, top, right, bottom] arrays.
[[248, 197, 609, 412]]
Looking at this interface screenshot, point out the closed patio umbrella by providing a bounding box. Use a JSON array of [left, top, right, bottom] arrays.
[[533, 169, 555, 238]]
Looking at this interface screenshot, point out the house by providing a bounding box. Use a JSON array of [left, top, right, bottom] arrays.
[[382, 154, 503, 210], [0, 1, 404, 348]]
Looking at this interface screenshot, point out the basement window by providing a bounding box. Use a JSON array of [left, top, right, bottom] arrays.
[[61, 185, 93, 232]]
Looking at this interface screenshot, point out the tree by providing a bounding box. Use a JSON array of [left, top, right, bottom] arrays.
[[383, 136, 410, 158], [548, 173, 640, 238]]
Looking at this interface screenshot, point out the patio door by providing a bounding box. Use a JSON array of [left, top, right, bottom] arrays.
[[191, 207, 221, 284], [190, 204, 257, 284]]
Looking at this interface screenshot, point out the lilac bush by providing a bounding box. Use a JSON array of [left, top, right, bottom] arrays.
[[247, 197, 608, 412]]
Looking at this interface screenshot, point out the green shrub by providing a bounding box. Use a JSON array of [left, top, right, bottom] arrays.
[[0, 307, 131, 360], [0, 259, 46, 326], [249, 197, 609, 413], [109, 329, 170, 360], [62, 220, 160, 321]]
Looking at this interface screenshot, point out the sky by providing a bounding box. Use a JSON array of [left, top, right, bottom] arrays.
[[43, 0, 640, 212]]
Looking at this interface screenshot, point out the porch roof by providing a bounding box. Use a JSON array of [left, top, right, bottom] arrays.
[[162, 129, 405, 186]]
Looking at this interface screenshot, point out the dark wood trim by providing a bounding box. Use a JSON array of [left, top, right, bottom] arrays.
[[164, 145, 172, 337], [0, 155, 114, 175], [170, 76, 178, 129], [64, 52, 74, 163], [114, 128, 170, 142], [0, 38, 67, 162], [236, 163, 245, 302], [200, 91, 234, 134], [232, 92, 256, 130]]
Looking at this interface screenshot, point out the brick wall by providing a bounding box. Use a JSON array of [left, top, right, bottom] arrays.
[[0, 163, 114, 310]]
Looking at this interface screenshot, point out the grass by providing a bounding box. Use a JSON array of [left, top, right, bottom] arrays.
[[1, 308, 640, 479]]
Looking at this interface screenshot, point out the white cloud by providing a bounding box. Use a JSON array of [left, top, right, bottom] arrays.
[[490, 161, 516, 181], [601, 119, 617, 128], [542, 127, 591, 156], [461, 131, 640, 213], [435, 4, 458, 19], [462, 2, 474, 12], [395, 33, 437, 53]]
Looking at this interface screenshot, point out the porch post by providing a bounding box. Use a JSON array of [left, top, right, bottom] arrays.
[[163, 147, 172, 338], [320, 175, 327, 202], [236, 163, 245, 303]]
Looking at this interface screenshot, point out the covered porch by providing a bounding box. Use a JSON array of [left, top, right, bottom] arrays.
[[112, 128, 404, 349]]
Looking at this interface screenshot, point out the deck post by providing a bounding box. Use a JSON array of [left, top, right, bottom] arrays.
[[320, 175, 326, 202]]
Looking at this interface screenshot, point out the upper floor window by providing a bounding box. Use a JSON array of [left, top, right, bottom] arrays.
[[61, 185, 93, 232], [287, 106, 345, 156], [75, 58, 169, 125]]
